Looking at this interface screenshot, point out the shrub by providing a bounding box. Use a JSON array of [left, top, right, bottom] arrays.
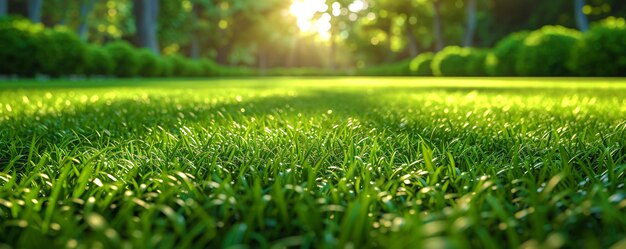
[[36, 27, 87, 76], [184, 60, 204, 77], [431, 46, 472, 76], [466, 49, 489, 76], [569, 17, 626, 76], [83, 45, 114, 76], [358, 60, 411, 76], [135, 49, 160, 77], [409, 52, 434, 76], [198, 59, 219, 77], [0, 18, 45, 76], [157, 57, 174, 77], [515, 26, 581, 76], [484, 31, 529, 76], [105, 41, 141, 77], [268, 68, 343, 77], [166, 55, 188, 77]]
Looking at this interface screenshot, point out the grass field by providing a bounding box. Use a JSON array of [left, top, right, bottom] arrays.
[[1, 78, 625, 248]]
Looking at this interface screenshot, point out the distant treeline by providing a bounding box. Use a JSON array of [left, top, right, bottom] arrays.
[[1, 17, 624, 78], [1, 0, 625, 70]]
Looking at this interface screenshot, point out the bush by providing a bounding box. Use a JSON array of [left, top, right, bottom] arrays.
[[409, 52, 434, 76], [157, 57, 174, 77], [515, 26, 581, 76], [83, 45, 114, 76], [0, 18, 87, 77], [431, 46, 472, 76], [184, 60, 204, 77], [357, 60, 411, 76], [135, 49, 160, 77], [215, 65, 257, 77], [266, 67, 341, 77], [198, 59, 219, 77], [36, 27, 87, 76], [105, 41, 141, 77], [484, 31, 529, 76], [166, 55, 188, 77], [0, 18, 45, 76], [569, 17, 626, 76], [466, 49, 489, 76]]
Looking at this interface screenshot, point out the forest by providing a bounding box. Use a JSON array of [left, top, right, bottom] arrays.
[[1, 0, 624, 74], [2, 1, 626, 248]]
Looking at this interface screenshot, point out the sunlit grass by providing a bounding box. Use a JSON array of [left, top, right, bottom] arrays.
[[1, 78, 625, 248]]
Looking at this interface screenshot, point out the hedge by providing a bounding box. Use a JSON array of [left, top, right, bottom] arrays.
[[568, 17, 626, 76], [514, 26, 582, 76]]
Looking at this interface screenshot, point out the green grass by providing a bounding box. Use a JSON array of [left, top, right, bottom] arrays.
[[1, 77, 625, 248]]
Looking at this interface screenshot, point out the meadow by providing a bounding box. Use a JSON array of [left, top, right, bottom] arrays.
[[1, 78, 625, 248]]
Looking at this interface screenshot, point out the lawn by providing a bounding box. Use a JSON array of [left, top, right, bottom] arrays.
[[1, 78, 625, 248]]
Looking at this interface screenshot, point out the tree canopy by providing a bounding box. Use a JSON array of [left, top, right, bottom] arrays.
[[1, 0, 623, 69]]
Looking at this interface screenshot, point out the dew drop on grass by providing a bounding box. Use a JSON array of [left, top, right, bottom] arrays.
[[66, 239, 78, 249], [93, 178, 103, 187], [86, 213, 106, 231]]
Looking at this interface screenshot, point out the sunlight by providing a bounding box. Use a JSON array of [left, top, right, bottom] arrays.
[[290, 0, 330, 38]]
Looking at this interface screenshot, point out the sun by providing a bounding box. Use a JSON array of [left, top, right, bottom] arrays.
[[290, 0, 330, 37]]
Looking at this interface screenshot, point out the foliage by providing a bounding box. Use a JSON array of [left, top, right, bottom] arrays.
[[83, 45, 114, 76], [484, 31, 529, 76], [465, 49, 489, 76], [357, 60, 412, 76], [104, 41, 141, 77], [265, 68, 344, 77], [569, 17, 626, 76], [157, 57, 174, 77], [409, 52, 434, 76], [38, 27, 87, 76], [431, 46, 472, 76], [1, 79, 626, 248], [515, 26, 581, 76], [0, 18, 44, 76], [135, 49, 160, 77], [183, 60, 204, 77]]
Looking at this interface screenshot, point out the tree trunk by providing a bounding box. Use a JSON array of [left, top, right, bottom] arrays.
[[258, 46, 268, 74], [189, 2, 201, 58], [133, 0, 159, 54], [0, 0, 8, 17], [405, 24, 419, 58], [328, 31, 336, 70], [385, 24, 395, 62], [286, 38, 297, 68], [462, 0, 477, 47], [432, 0, 444, 51], [27, 0, 43, 23], [77, 0, 96, 40], [216, 41, 231, 65], [189, 35, 200, 59], [574, 0, 589, 31]]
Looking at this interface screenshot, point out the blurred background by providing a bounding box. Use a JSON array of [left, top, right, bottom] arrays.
[[0, 0, 625, 77]]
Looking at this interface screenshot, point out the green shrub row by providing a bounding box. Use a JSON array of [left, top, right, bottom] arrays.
[[0, 18, 254, 78], [361, 17, 625, 77], [1, 17, 624, 78]]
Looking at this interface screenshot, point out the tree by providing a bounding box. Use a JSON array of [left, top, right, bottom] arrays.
[[27, 0, 42, 23], [432, 0, 444, 51], [574, 0, 588, 31], [189, 1, 203, 59], [133, 0, 159, 54], [462, 0, 477, 46], [0, 0, 7, 17], [78, 0, 97, 40]]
